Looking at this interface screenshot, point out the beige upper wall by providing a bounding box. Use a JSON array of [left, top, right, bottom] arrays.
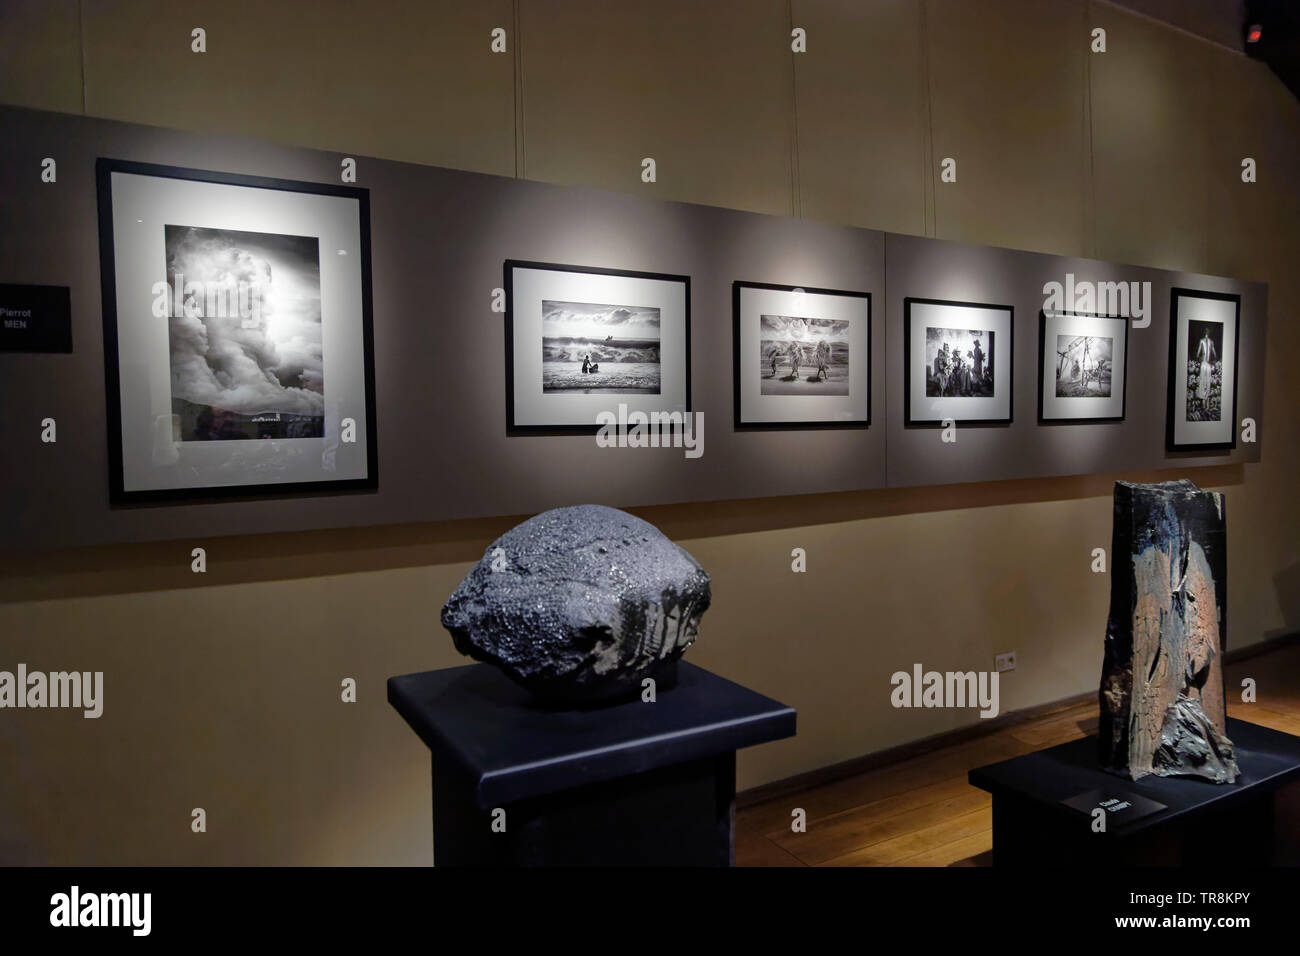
[[926, 0, 1091, 257], [77, 0, 518, 175], [0, 0, 82, 114], [0, 0, 1297, 864], [0, 0, 1284, 253], [790, 0, 929, 235], [518, 0, 796, 215], [1090, 2, 1216, 272]]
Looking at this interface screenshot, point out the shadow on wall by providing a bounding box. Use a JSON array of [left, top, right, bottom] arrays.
[[1272, 561, 1300, 637], [0, 463, 1246, 604]]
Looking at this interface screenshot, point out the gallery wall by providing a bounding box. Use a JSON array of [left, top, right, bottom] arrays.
[[0, 0, 1298, 865], [0, 109, 895, 548], [0, 107, 1266, 549]]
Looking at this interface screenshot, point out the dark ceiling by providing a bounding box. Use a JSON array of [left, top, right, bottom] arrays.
[[1244, 0, 1300, 100], [1110, 0, 1299, 101]]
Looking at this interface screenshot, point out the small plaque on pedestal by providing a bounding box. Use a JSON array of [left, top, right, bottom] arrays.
[[1061, 788, 1167, 826]]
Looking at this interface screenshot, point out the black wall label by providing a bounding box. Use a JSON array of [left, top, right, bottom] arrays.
[[0, 283, 72, 352]]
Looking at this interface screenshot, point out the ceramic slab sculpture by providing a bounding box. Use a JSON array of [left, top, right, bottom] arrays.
[[1098, 480, 1239, 783], [441, 504, 711, 705]]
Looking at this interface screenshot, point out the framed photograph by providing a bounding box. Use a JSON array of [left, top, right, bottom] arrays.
[[96, 159, 377, 502], [1167, 288, 1240, 451], [505, 260, 689, 434], [732, 281, 870, 429], [1038, 310, 1129, 423], [903, 297, 1013, 426]]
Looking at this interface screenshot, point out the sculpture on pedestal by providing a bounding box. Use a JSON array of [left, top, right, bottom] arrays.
[[1098, 480, 1239, 783], [441, 504, 711, 705]]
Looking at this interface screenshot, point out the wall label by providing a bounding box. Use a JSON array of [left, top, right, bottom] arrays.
[[0, 283, 72, 352]]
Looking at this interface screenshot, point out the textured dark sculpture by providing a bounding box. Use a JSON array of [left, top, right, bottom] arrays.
[[1098, 480, 1238, 783], [441, 505, 711, 704]]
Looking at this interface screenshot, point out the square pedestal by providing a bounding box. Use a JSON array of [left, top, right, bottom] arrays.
[[388, 662, 796, 866], [969, 718, 1300, 866]]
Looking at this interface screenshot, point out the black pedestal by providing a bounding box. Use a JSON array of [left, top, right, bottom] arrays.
[[388, 661, 796, 866], [969, 717, 1300, 866]]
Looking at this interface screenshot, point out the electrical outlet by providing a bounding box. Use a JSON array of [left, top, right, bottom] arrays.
[[995, 651, 1017, 673]]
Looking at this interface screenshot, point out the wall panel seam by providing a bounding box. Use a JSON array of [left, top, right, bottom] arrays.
[[919, 0, 935, 238], [513, 0, 525, 179], [77, 0, 87, 114], [1084, 0, 1097, 259], [787, 0, 801, 219]]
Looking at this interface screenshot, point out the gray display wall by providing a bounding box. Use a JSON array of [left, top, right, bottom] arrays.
[[0, 106, 1265, 553]]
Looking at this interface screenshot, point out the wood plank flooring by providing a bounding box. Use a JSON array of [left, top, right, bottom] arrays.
[[736, 640, 1300, 866]]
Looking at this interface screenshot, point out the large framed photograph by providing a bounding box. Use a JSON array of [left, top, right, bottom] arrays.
[[96, 159, 377, 502], [1167, 288, 1240, 451], [903, 297, 1013, 426], [505, 260, 689, 434], [1038, 310, 1129, 423], [732, 281, 870, 428]]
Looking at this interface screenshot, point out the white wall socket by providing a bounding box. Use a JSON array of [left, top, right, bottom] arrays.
[[995, 651, 1017, 673]]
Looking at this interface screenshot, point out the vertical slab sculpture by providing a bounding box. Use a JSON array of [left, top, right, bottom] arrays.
[[1098, 480, 1239, 783]]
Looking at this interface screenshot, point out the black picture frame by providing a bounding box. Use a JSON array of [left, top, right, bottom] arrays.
[[504, 259, 691, 435], [1036, 309, 1130, 424], [903, 296, 1014, 427], [96, 158, 378, 504], [1166, 287, 1241, 452], [731, 280, 871, 430]]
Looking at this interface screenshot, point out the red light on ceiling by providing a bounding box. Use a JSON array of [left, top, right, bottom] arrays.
[[1246, 24, 1262, 43]]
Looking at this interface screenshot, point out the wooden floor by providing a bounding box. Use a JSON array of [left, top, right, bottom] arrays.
[[736, 640, 1300, 867]]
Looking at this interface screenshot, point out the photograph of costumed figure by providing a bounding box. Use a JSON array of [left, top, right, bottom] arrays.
[[1185, 320, 1224, 422], [1166, 288, 1237, 450]]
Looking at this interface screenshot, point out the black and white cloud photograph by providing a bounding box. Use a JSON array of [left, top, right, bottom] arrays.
[[759, 315, 850, 396], [540, 299, 661, 394], [165, 224, 325, 440]]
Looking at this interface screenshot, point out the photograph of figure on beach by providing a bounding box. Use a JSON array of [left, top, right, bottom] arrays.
[[540, 299, 661, 394], [506, 261, 689, 433]]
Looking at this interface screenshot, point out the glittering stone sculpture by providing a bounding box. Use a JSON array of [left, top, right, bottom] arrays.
[[1098, 480, 1239, 783], [441, 505, 711, 705]]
